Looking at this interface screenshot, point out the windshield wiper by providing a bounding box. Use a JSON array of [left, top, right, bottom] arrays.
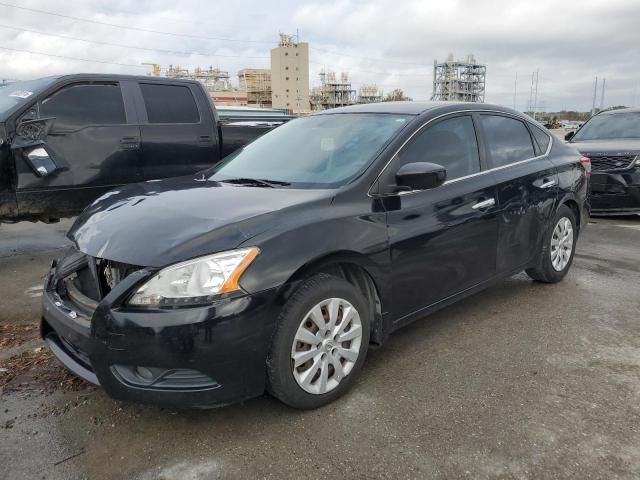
[[257, 178, 291, 186], [220, 177, 290, 187]]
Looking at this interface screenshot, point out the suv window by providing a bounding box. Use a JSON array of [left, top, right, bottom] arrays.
[[40, 83, 125, 130], [530, 125, 551, 153], [397, 115, 480, 181], [481, 115, 535, 167], [140, 84, 199, 124]]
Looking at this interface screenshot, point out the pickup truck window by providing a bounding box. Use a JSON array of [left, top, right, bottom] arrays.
[[40, 83, 126, 131], [0, 77, 55, 121], [140, 83, 200, 124], [209, 113, 410, 188]]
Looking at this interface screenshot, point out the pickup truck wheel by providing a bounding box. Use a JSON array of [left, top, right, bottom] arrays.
[[266, 273, 370, 409], [526, 204, 577, 283]]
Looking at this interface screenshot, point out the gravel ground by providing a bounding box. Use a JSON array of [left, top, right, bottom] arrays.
[[0, 214, 639, 480]]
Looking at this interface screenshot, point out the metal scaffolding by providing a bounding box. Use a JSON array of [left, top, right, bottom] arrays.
[[165, 65, 232, 92], [357, 84, 383, 104], [310, 71, 356, 110], [431, 54, 486, 103], [238, 69, 272, 107]]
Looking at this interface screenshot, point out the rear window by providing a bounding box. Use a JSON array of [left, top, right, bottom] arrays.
[[530, 125, 551, 153], [140, 84, 200, 124], [481, 115, 535, 167], [40, 83, 126, 130]]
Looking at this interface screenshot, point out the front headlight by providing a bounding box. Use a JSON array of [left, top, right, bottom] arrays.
[[128, 247, 259, 307]]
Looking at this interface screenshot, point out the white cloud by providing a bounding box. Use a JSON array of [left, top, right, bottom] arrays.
[[1, 0, 639, 110]]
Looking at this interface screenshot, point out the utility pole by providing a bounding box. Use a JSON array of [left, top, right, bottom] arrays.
[[599, 78, 606, 111], [533, 70, 539, 120], [513, 72, 518, 110], [591, 77, 598, 116], [528, 71, 539, 120]]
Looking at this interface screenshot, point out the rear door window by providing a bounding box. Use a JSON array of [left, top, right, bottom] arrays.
[[481, 115, 536, 167], [140, 83, 200, 124], [40, 83, 126, 130]]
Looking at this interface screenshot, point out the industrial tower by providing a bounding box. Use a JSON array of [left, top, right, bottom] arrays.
[[431, 54, 486, 103]]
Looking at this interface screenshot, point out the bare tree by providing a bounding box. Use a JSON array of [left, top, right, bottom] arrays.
[[383, 88, 412, 102]]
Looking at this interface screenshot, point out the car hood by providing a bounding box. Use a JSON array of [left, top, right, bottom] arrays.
[[569, 138, 640, 156], [68, 175, 334, 267]]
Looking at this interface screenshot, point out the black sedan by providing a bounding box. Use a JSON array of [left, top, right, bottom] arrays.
[[41, 102, 589, 409], [566, 108, 640, 215]]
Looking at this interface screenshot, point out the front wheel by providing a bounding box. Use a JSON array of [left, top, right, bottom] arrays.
[[266, 273, 370, 409], [526, 204, 577, 283]]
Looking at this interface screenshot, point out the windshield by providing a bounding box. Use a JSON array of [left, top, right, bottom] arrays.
[[209, 113, 410, 188], [572, 112, 640, 141], [0, 78, 55, 119]]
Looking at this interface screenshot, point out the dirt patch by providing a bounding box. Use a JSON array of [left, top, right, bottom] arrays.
[[0, 347, 93, 395], [0, 323, 39, 350]]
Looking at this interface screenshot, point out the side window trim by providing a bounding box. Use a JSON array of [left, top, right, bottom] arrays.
[[527, 123, 552, 156], [38, 81, 127, 132], [369, 109, 555, 196]]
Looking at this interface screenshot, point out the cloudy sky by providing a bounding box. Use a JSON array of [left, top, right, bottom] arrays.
[[1, 0, 639, 111]]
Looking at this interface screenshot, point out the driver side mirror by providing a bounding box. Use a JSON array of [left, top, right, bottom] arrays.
[[564, 131, 575, 141], [395, 162, 447, 192], [26, 146, 58, 177], [11, 135, 61, 178]]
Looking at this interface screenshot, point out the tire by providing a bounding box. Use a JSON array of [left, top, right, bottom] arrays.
[[266, 273, 371, 409], [526, 204, 577, 283]]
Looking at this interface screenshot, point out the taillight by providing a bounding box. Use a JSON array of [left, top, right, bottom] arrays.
[[579, 156, 591, 177]]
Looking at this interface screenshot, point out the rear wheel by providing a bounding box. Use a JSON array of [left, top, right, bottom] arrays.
[[526, 205, 577, 283], [266, 273, 370, 409]]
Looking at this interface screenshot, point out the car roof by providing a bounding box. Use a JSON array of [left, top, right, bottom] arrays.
[[597, 107, 640, 115], [313, 101, 519, 116]]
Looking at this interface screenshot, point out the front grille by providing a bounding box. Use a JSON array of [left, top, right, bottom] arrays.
[[96, 259, 141, 297], [588, 155, 637, 172], [56, 250, 141, 309]]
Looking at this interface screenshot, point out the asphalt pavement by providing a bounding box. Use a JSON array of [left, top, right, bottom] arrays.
[[1, 214, 639, 480]]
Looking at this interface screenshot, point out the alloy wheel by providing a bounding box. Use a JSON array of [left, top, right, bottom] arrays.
[[290, 298, 363, 395], [550, 216, 574, 271]]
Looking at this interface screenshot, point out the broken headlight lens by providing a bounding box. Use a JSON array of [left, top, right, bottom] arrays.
[[128, 247, 259, 307]]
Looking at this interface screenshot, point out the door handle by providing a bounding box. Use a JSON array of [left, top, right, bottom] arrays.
[[120, 137, 140, 149], [472, 198, 496, 210], [539, 179, 557, 189]]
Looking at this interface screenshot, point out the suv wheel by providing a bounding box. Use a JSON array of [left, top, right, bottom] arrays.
[[526, 204, 577, 283], [266, 273, 370, 409]]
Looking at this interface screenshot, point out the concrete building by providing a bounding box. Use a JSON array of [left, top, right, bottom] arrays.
[[271, 33, 310, 113], [238, 68, 272, 107]]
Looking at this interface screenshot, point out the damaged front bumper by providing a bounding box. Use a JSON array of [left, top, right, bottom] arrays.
[[41, 251, 279, 408]]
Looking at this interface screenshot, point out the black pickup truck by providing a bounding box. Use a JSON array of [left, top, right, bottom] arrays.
[[0, 74, 287, 223]]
